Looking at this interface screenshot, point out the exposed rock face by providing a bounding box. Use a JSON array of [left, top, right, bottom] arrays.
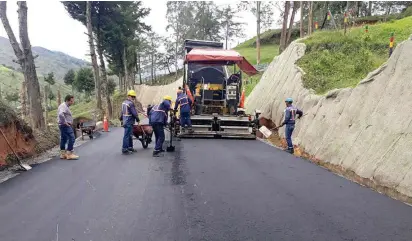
[[246, 37, 412, 198]]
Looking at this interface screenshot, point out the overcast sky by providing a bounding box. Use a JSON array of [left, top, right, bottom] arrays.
[[0, 0, 282, 61]]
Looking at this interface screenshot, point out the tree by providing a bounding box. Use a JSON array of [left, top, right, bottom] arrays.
[[192, 2, 222, 41], [86, 1, 102, 110], [279, 1, 291, 53], [45, 85, 55, 107], [0, 2, 44, 129], [74, 68, 95, 97], [44, 72, 55, 86], [107, 78, 116, 96], [286, 2, 299, 45], [64, 69, 76, 87], [238, 1, 275, 64], [63, 1, 150, 93], [220, 5, 246, 49], [166, 1, 193, 80]]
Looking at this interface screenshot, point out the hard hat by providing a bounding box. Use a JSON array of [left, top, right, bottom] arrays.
[[127, 90, 137, 97], [164, 95, 172, 101], [285, 97, 293, 103]]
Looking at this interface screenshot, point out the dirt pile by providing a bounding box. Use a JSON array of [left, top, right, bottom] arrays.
[[246, 36, 412, 201], [0, 101, 59, 167]]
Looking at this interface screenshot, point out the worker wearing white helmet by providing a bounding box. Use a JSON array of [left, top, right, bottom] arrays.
[[119, 90, 140, 154]]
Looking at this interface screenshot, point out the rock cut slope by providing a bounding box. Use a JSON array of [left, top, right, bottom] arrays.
[[246, 36, 412, 200]]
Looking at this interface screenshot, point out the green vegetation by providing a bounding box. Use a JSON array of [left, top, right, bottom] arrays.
[[298, 16, 412, 94], [48, 99, 96, 121], [234, 28, 294, 96], [0, 65, 73, 108]]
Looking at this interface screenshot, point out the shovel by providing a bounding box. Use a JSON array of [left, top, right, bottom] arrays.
[[0, 128, 32, 171]]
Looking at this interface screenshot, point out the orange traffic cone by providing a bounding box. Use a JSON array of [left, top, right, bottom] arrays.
[[103, 115, 109, 132], [239, 87, 245, 108]]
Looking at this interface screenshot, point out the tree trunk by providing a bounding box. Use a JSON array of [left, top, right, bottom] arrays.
[[286, 2, 298, 45], [300, 1, 304, 38], [225, 21, 229, 50], [86, 2, 102, 110], [123, 46, 130, 90], [43, 86, 48, 128], [308, 1, 313, 35], [96, 33, 112, 119], [279, 1, 290, 53], [138, 52, 142, 84], [256, 1, 261, 65], [151, 53, 154, 84], [368, 1, 372, 16], [175, 21, 179, 80], [20, 82, 27, 120], [119, 72, 123, 91], [17, 2, 44, 129], [57, 88, 61, 106], [1, 2, 43, 128]]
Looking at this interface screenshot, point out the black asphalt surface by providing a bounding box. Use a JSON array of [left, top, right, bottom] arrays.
[[1, 127, 412, 241]]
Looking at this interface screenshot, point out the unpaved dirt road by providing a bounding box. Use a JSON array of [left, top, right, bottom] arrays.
[[1, 127, 412, 241]]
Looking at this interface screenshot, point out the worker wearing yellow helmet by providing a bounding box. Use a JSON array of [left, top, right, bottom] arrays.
[[119, 89, 140, 154], [148, 95, 172, 157]]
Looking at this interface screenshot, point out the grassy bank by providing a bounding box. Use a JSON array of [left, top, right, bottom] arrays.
[[298, 16, 412, 94]]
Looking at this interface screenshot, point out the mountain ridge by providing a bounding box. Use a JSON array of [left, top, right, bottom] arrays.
[[0, 36, 90, 81]]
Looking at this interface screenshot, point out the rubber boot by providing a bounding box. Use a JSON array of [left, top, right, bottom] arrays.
[[66, 151, 79, 160], [60, 150, 67, 159]]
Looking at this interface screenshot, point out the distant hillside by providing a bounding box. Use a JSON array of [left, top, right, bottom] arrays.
[[0, 36, 90, 81]]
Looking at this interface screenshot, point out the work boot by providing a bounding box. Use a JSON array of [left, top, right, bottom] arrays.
[[153, 150, 164, 157], [59, 150, 67, 159], [128, 148, 137, 153], [286, 148, 294, 154], [66, 151, 79, 160]]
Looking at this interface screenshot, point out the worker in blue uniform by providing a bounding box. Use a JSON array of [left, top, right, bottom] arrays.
[[149, 95, 172, 157], [120, 90, 140, 154], [278, 97, 303, 154], [174, 87, 193, 133]]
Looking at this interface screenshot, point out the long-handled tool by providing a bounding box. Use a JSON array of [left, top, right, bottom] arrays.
[[0, 128, 32, 171], [166, 113, 176, 152]]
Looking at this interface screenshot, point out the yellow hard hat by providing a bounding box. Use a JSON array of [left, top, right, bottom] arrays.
[[127, 90, 136, 97], [164, 95, 172, 101]]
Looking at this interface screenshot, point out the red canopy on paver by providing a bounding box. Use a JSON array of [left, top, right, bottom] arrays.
[[185, 48, 258, 76]]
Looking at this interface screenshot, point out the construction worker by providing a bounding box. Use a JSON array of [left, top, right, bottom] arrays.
[[57, 95, 79, 160], [174, 87, 193, 133], [149, 95, 172, 157], [120, 90, 140, 154], [278, 97, 303, 154]]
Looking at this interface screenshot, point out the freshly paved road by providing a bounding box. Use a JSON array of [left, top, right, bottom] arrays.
[[1, 128, 412, 241]]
